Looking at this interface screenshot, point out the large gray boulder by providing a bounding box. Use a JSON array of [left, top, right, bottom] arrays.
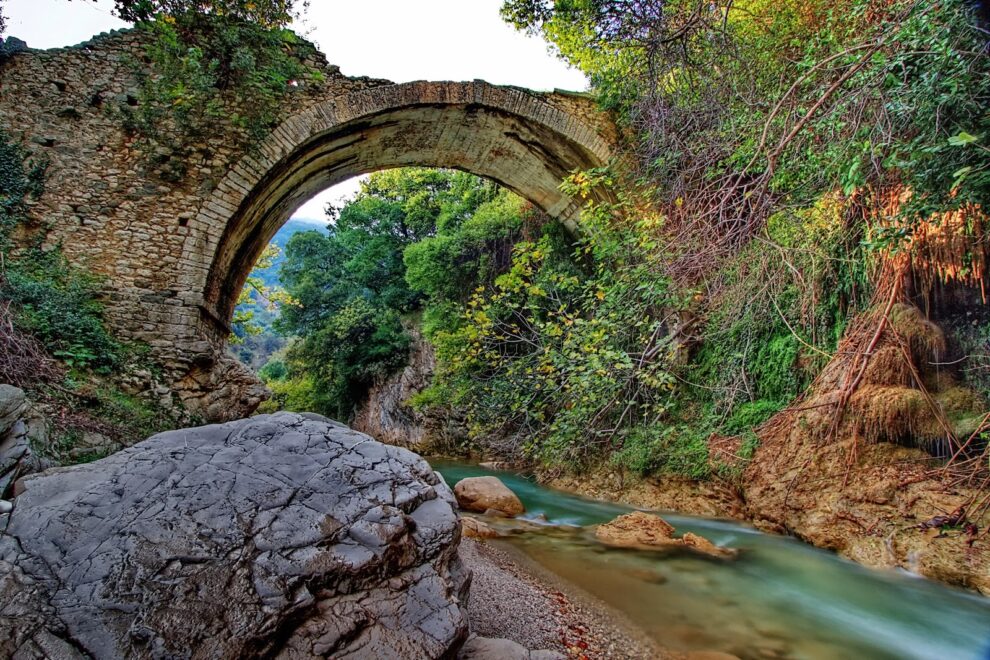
[[0, 412, 470, 658], [0, 384, 27, 438]]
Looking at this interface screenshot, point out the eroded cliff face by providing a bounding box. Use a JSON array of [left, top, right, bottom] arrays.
[[352, 325, 465, 453]]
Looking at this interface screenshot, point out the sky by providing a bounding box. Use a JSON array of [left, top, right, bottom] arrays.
[[4, 0, 587, 224]]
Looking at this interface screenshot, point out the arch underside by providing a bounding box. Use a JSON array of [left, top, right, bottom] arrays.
[[206, 101, 610, 329]]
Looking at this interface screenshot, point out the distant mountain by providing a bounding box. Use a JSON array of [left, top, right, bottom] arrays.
[[230, 217, 329, 370]]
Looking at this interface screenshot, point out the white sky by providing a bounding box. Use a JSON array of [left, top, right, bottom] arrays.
[[4, 0, 586, 225]]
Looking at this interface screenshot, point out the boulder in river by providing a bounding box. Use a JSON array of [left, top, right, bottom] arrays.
[[462, 515, 500, 539], [595, 511, 737, 558], [0, 412, 470, 658], [454, 476, 526, 517]]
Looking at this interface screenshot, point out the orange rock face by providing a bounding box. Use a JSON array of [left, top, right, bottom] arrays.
[[454, 476, 526, 517], [595, 512, 737, 558]]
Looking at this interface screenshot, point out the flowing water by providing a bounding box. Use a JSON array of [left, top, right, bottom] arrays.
[[430, 460, 990, 660]]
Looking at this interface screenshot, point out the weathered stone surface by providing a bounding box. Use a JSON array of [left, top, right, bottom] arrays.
[[0, 31, 619, 423], [0, 384, 27, 438], [0, 421, 31, 485], [595, 511, 675, 547], [595, 512, 736, 558], [681, 532, 739, 559], [461, 516, 499, 540], [458, 635, 565, 660], [352, 324, 435, 449], [0, 412, 470, 659], [0, 387, 47, 499], [454, 476, 526, 517]]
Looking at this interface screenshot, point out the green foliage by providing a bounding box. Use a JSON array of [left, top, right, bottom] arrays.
[[260, 370, 326, 415], [276, 169, 493, 337], [0, 131, 121, 374], [610, 423, 710, 479], [266, 169, 508, 419], [231, 243, 295, 343], [257, 346, 337, 416], [258, 357, 288, 382], [1, 249, 122, 371], [504, 0, 990, 248], [688, 196, 870, 427], [404, 189, 526, 308], [111, 0, 300, 26], [423, 192, 686, 471], [37, 376, 183, 465], [0, 131, 46, 250], [495, 0, 990, 478], [723, 400, 783, 436], [261, 300, 410, 420], [126, 7, 316, 163]]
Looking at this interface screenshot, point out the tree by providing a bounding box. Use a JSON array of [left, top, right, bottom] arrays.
[[262, 168, 519, 419], [230, 243, 295, 343], [109, 0, 300, 27]]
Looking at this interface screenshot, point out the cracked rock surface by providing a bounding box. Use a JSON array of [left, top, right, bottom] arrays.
[[0, 412, 469, 659]]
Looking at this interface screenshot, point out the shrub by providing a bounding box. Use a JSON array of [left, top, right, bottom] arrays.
[[1, 250, 122, 372], [611, 424, 711, 480]]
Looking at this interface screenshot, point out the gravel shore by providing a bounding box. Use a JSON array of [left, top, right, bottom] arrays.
[[459, 537, 667, 659]]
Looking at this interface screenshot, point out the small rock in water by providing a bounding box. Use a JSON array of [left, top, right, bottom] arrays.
[[462, 515, 499, 539], [454, 476, 526, 517], [595, 511, 737, 558], [682, 531, 739, 558], [595, 511, 675, 546], [0, 499, 11, 513]]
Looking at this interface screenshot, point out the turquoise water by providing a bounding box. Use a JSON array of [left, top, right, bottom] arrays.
[[431, 460, 990, 660]]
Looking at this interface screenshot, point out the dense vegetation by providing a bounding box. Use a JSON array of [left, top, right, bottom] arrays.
[[257, 0, 990, 484], [115, 0, 319, 176], [484, 0, 990, 477], [258, 169, 543, 419], [228, 219, 328, 369], [0, 132, 181, 462]]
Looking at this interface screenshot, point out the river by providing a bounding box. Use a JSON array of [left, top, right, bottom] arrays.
[[430, 460, 990, 660]]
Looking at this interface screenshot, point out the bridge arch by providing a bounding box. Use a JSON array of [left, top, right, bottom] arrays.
[[0, 31, 620, 420], [184, 80, 616, 339]]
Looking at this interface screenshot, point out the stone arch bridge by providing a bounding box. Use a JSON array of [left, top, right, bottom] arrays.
[[0, 30, 619, 420]]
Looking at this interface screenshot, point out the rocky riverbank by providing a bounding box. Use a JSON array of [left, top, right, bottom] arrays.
[[460, 537, 667, 659], [0, 407, 670, 659], [543, 444, 990, 596]]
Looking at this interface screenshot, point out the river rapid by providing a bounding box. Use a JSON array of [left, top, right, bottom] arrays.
[[431, 460, 990, 660]]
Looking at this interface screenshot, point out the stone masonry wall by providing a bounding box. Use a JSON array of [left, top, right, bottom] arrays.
[[0, 29, 617, 421]]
